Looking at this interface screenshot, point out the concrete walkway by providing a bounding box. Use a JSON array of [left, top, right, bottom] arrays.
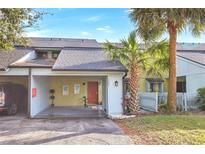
[[0, 116, 133, 145], [35, 106, 106, 118]]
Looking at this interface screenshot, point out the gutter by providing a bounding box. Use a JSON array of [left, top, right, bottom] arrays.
[[28, 68, 32, 118], [52, 68, 128, 72], [8, 65, 52, 68]]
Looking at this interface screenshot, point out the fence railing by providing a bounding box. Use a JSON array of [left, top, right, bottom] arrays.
[[139, 92, 158, 112], [139, 92, 199, 112]]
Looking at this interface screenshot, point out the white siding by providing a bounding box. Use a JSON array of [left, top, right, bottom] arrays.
[[107, 73, 124, 116], [30, 76, 51, 117], [177, 56, 205, 94]]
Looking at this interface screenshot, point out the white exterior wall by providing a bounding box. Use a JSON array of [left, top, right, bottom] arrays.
[[102, 77, 107, 113], [177, 56, 205, 94], [107, 73, 124, 116], [30, 76, 51, 117], [186, 74, 205, 94]]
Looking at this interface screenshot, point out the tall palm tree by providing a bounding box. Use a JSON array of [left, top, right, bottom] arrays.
[[104, 31, 168, 113], [130, 9, 205, 113]]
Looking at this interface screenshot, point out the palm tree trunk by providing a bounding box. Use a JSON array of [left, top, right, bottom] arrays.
[[168, 26, 177, 113], [129, 63, 140, 113]]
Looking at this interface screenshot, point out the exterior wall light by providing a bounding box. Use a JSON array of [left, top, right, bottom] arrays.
[[115, 81, 118, 87]]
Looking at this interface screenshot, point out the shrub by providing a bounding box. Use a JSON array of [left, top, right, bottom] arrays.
[[197, 87, 205, 111], [158, 103, 168, 113], [199, 104, 205, 111]]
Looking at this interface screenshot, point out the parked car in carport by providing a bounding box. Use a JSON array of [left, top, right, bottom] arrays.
[[0, 82, 27, 115]]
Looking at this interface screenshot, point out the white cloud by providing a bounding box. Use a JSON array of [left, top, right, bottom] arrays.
[[96, 26, 114, 33], [25, 30, 51, 37], [86, 16, 101, 22], [80, 31, 90, 36]]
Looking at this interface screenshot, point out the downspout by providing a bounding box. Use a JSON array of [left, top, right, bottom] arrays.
[[28, 68, 31, 118]]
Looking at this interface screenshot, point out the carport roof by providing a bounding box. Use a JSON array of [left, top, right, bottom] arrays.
[[52, 49, 128, 72], [0, 48, 33, 71], [10, 58, 55, 68]]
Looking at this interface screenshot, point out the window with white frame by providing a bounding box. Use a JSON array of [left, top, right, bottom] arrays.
[[74, 84, 80, 94], [146, 78, 164, 92], [62, 85, 69, 95]]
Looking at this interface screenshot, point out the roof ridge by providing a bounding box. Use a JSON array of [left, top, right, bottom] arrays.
[[27, 37, 98, 42]]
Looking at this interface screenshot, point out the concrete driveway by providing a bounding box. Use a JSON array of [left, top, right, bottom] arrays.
[[0, 116, 133, 145]]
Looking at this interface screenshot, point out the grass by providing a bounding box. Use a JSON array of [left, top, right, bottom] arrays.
[[115, 114, 205, 144]]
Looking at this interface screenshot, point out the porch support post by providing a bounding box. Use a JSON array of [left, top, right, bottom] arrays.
[[27, 68, 32, 118], [107, 73, 123, 117]]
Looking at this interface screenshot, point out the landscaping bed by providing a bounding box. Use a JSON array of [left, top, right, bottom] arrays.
[[115, 114, 205, 144]]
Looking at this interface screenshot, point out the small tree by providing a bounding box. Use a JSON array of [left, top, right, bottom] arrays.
[[0, 8, 44, 51], [197, 87, 205, 110], [104, 31, 168, 114]]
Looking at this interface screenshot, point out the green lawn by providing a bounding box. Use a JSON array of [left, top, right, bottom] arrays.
[[115, 114, 205, 144]]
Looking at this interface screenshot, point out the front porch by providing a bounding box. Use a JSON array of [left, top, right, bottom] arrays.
[[34, 106, 106, 118], [29, 69, 124, 118]]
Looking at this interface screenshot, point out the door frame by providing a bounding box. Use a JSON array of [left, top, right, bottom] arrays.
[[87, 81, 99, 105]]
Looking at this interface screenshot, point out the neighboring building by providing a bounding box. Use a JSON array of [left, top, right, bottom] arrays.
[[137, 43, 205, 96], [0, 37, 127, 118]]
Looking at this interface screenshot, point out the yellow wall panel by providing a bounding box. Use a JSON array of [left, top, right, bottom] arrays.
[[49, 77, 103, 107]]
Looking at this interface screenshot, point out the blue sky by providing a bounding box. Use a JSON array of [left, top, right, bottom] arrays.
[[26, 8, 205, 43]]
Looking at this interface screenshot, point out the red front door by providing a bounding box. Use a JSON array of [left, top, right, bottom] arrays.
[[87, 82, 98, 105]]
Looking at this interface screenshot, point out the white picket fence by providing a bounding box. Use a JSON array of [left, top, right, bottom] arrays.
[[139, 92, 199, 112]]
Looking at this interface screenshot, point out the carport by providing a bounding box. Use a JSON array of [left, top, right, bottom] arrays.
[[0, 76, 28, 115]]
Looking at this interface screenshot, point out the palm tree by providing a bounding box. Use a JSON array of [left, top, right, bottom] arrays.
[[129, 9, 205, 113], [104, 31, 168, 113]]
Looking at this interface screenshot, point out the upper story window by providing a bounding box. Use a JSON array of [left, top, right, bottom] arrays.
[[37, 51, 48, 59], [36, 50, 60, 59], [52, 52, 59, 59]]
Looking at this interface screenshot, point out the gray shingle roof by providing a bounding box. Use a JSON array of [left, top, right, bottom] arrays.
[[52, 49, 128, 72], [0, 48, 33, 70], [26, 37, 101, 48], [10, 58, 55, 68], [3, 37, 205, 71], [177, 43, 205, 51], [177, 51, 205, 66]]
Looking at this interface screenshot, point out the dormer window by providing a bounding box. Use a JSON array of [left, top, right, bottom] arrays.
[[36, 50, 60, 59], [52, 52, 59, 59], [37, 51, 48, 59]]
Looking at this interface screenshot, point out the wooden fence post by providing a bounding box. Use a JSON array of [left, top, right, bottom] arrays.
[[184, 93, 188, 111], [155, 92, 158, 112]]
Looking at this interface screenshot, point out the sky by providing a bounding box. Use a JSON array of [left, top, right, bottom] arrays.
[[26, 8, 205, 43]]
